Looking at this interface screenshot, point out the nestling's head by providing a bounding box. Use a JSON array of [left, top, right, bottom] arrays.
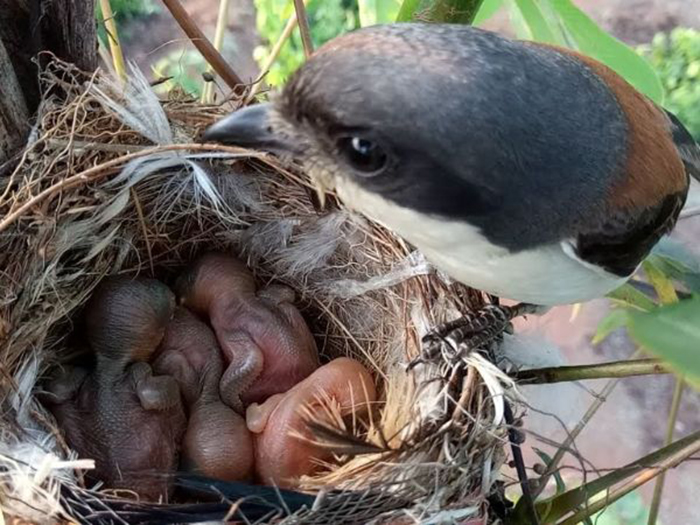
[[85, 277, 176, 363]]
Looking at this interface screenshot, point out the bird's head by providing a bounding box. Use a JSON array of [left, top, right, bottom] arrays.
[[203, 23, 499, 216]]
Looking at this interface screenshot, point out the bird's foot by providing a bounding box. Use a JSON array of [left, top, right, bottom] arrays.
[[409, 302, 542, 369]]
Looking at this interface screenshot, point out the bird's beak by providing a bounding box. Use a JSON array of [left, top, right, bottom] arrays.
[[203, 103, 333, 209], [202, 103, 294, 153]]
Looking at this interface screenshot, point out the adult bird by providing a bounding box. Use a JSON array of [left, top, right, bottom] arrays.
[[203, 23, 700, 359]]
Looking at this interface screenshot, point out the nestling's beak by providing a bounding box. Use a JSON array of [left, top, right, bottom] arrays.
[[203, 103, 293, 153], [203, 103, 333, 209]]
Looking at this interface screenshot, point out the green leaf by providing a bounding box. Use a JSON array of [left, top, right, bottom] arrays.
[[473, 0, 504, 25], [396, 0, 485, 23], [526, 429, 700, 523], [649, 238, 700, 294], [592, 309, 629, 345], [358, 0, 401, 26], [643, 259, 679, 304], [627, 296, 700, 385], [534, 449, 567, 494], [606, 282, 657, 312], [548, 0, 664, 103], [396, 0, 420, 21], [510, 0, 557, 43]]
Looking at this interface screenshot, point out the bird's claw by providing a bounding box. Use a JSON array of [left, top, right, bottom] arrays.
[[409, 303, 538, 370]]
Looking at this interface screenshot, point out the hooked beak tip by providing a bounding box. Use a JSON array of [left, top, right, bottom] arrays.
[[202, 103, 282, 150]]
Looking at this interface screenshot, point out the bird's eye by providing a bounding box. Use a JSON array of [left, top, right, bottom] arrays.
[[337, 136, 388, 175]]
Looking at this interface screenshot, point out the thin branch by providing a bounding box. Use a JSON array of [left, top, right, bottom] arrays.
[[99, 0, 127, 80], [647, 378, 685, 524], [558, 429, 700, 525], [531, 349, 643, 499], [246, 0, 308, 103], [160, 0, 243, 89], [293, 0, 314, 58], [201, 0, 231, 103], [514, 358, 670, 384]]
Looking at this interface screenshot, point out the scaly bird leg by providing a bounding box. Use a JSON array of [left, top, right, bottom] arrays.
[[410, 302, 545, 369]]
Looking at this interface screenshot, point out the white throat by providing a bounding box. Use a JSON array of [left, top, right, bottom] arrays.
[[333, 178, 626, 305]]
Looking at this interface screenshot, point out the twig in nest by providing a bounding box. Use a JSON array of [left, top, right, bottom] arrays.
[[130, 188, 155, 276], [0, 143, 267, 234], [160, 0, 243, 90], [302, 420, 387, 456]]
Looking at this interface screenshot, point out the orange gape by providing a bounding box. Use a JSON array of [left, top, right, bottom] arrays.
[[248, 357, 377, 488]]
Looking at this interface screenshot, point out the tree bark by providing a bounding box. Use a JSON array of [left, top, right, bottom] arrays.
[[0, 37, 29, 164], [0, 0, 97, 161], [0, 0, 97, 114]]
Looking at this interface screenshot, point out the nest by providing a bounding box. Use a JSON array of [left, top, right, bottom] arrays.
[[0, 59, 521, 524]]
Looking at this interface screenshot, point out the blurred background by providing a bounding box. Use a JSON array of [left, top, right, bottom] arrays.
[[105, 1, 700, 523]]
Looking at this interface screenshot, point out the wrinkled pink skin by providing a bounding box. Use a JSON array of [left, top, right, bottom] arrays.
[[177, 253, 320, 412], [248, 357, 377, 489], [43, 278, 186, 502], [153, 307, 255, 482]]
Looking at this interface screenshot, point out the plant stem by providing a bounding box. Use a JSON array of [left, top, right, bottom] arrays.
[[505, 402, 539, 525], [514, 358, 670, 384], [160, 0, 243, 90], [201, 0, 231, 104], [647, 378, 685, 524], [293, 0, 314, 58], [246, 2, 307, 103], [531, 349, 643, 500], [558, 428, 700, 525], [99, 0, 127, 81]]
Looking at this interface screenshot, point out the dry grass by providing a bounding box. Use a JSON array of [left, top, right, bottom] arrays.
[[0, 57, 519, 524]]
